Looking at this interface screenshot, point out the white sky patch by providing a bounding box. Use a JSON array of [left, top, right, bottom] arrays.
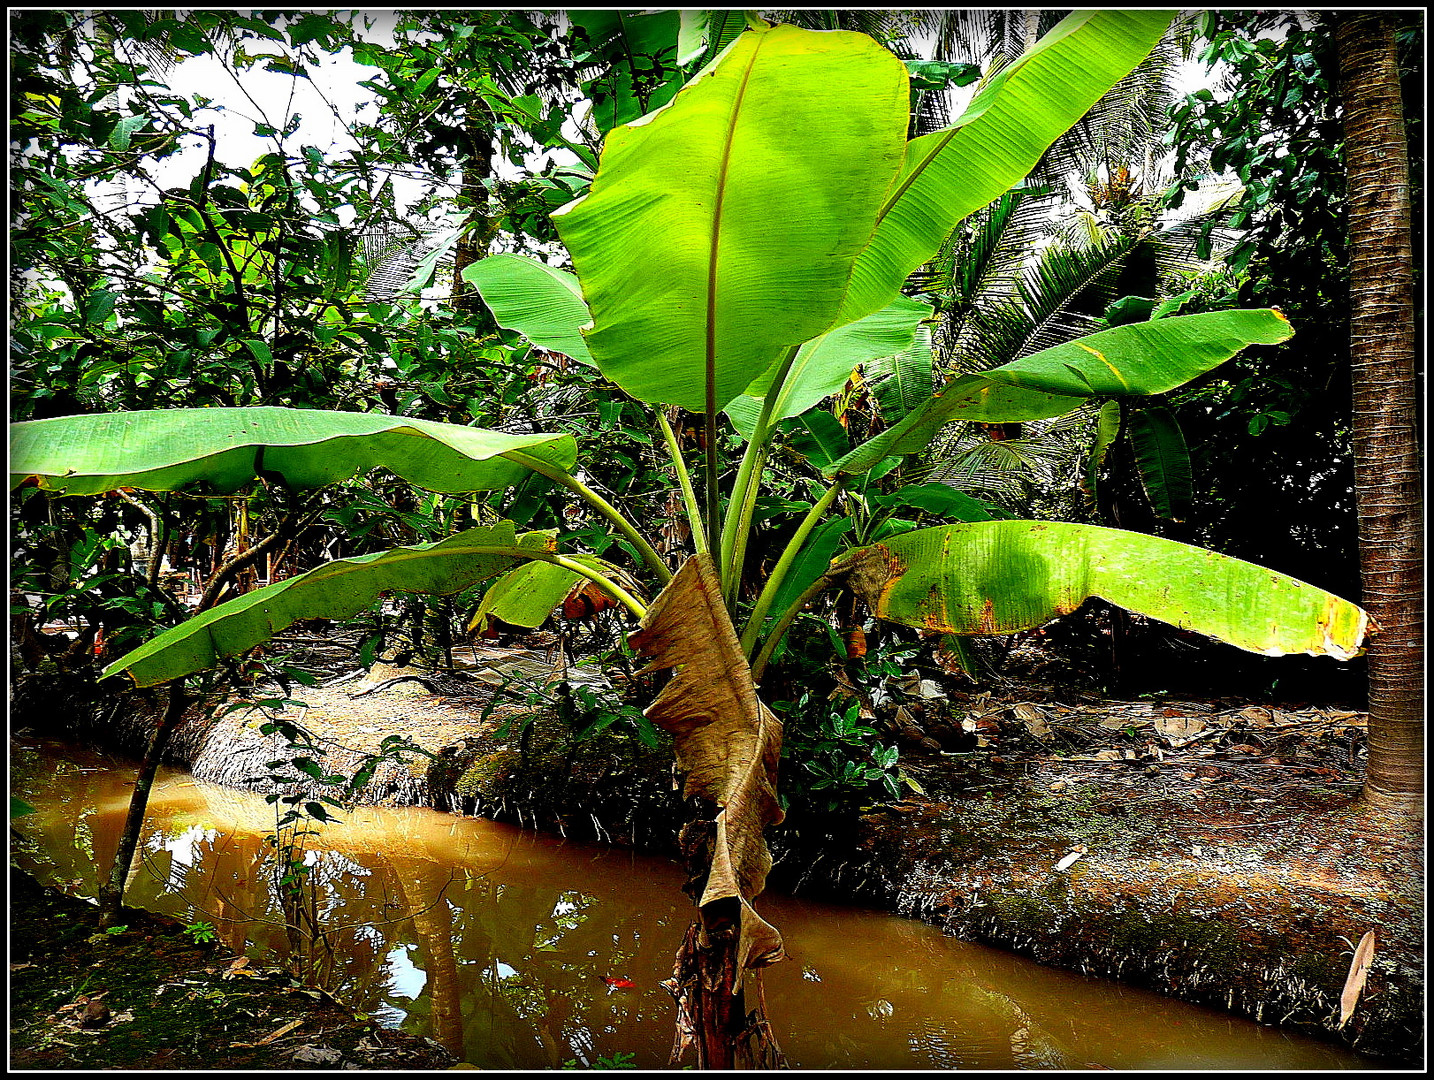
[[384, 942, 426, 999], [149, 823, 215, 873]]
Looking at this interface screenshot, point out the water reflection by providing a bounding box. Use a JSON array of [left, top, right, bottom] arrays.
[[11, 740, 1374, 1070]]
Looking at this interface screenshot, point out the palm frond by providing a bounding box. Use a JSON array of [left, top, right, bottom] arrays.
[[358, 221, 462, 302], [948, 230, 1136, 374]]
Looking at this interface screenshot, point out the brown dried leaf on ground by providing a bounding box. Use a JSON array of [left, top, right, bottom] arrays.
[[627, 554, 785, 983], [1339, 930, 1377, 1028]]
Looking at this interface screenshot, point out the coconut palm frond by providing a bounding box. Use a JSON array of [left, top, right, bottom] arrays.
[[921, 9, 1065, 67], [927, 184, 1068, 371], [927, 442, 1028, 502], [1148, 216, 1240, 283], [358, 222, 464, 302], [950, 230, 1135, 373], [920, 401, 1104, 516], [768, 9, 918, 37], [1067, 37, 1183, 175], [1034, 399, 1103, 439], [1160, 177, 1246, 225], [917, 187, 1044, 303], [1050, 208, 1109, 250]]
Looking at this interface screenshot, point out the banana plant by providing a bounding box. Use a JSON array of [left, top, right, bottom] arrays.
[[10, 12, 1369, 1068]]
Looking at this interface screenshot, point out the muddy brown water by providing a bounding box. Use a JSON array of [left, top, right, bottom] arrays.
[[11, 739, 1378, 1071]]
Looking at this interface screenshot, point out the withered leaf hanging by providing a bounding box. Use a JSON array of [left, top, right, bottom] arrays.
[[628, 553, 786, 983]]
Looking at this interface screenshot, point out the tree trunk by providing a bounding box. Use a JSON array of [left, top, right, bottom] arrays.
[[666, 921, 785, 1069], [451, 105, 494, 316], [1333, 13, 1424, 808], [97, 682, 191, 927]]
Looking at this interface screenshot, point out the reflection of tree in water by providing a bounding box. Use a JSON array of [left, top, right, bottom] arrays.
[[16, 747, 1368, 1071], [390, 855, 465, 1056], [13, 753, 686, 1069], [11, 752, 135, 897]]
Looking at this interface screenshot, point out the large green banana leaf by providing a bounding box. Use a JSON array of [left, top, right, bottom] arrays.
[[553, 23, 909, 413], [725, 296, 931, 439], [571, 10, 688, 136], [462, 254, 594, 366], [1127, 406, 1192, 521], [828, 309, 1292, 476], [834, 521, 1367, 660], [9, 408, 578, 496], [836, 10, 1174, 324], [104, 523, 545, 687]]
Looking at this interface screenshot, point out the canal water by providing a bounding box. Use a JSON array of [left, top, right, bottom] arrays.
[[11, 739, 1376, 1070]]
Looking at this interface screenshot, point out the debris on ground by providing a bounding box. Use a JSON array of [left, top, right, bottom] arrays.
[[8, 867, 455, 1071]]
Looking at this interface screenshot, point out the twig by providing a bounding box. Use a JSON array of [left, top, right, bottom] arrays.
[[349, 674, 438, 698], [1196, 818, 1299, 830]]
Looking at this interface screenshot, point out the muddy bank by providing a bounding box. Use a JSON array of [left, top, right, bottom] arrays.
[[768, 774, 1422, 1065], [27, 659, 1424, 1065], [40, 652, 683, 849]]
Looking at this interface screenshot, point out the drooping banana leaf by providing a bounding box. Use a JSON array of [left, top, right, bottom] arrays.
[[744, 296, 932, 425], [9, 408, 577, 496], [627, 554, 785, 985], [836, 10, 1174, 324], [758, 515, 853, 636], [570, 10, 688, 135], [867, 324, 935, 426], [677, 9, 754, 68], [104, 523, 547, 687], [1126, 406, 1192, 521], [725, 297, 931, 439], [827, 308, 1292, 477], [1081, 399, 1123, 509], [874, 482, 1004, 522], [726, 405, 851, 470], [462, 254, 595, 366], [833, 521, 1368, 659], [782, 410, 850, 471], [468, 546, 640, 631], [554, 23, 909, 413]]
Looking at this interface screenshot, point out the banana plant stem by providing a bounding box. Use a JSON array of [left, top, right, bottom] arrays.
[[723, 444, 767, 607], [750, 575, 833, 684], [705, 409, 722, 572], [505, 450, 671, 586], [740, 479, 842, 657], [720, 343, 800, 602], [657, 411, 707, 556]]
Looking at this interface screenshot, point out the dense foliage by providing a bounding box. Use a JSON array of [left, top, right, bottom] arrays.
[[1127, 11, 1423, 702], [12, 13, 1391, 1064], [1163, 10, 1422, 600], [11, 9, 1397, 734]]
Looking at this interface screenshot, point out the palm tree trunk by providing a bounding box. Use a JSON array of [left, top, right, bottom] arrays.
[[1333, 12, 1423, 807], [451, 106, 494, 316]]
